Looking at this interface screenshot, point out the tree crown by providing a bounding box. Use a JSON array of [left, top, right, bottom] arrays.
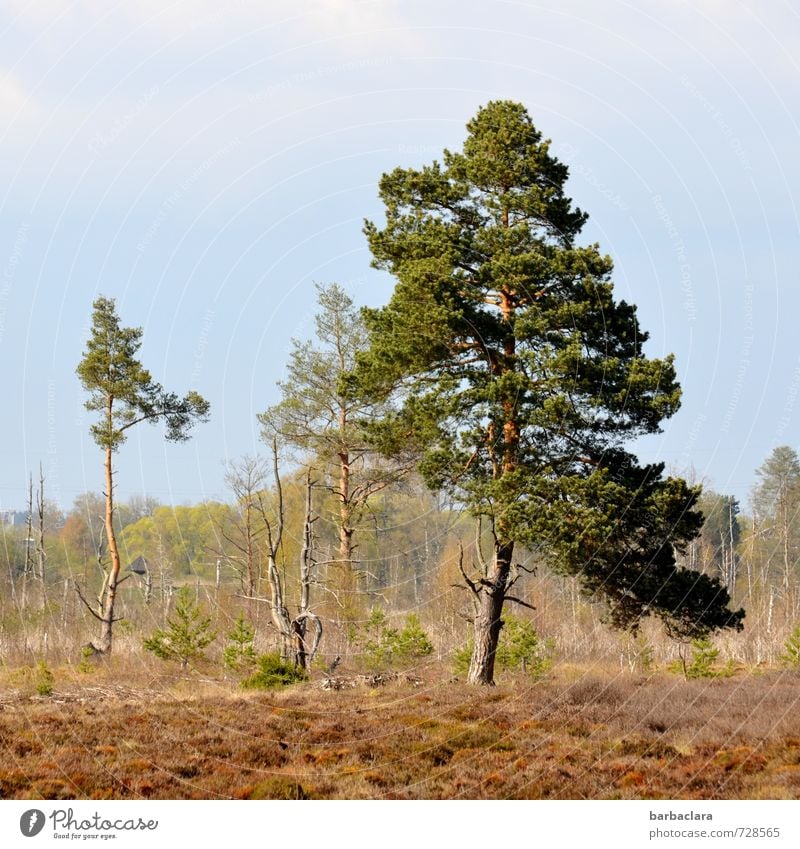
[[353, 100, 743, 638], [76, 296, 210, 452]]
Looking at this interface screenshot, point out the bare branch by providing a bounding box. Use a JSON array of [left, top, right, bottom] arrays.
[[292, 611, 323, 665], [74, 582, 106, 623], [475, 516, 487, 575], [234, 593, 272, 604], [505, 595, 536, 612], [270, 437, 284, 555], [457, 541, 481, 597]]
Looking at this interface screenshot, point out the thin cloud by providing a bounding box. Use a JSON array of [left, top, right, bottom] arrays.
[[0, 71, 37, 119], [3, 0, 416, 48]]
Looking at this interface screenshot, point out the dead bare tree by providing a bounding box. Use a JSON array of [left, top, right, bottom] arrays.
[[292, 468, 322, 671], [36, 464, 46, 607], [261, 441, 293, 661], [233, 445, 324, 669], [21, 474, 34, 610], [17, 469, 49, 611], [216, 455, 269, 601]]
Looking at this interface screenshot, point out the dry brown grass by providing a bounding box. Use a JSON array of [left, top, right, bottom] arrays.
[[1, 662, 799, 800]]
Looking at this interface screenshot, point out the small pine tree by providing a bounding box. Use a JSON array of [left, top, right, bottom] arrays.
[[143, 587, 216, 669], [77, 645, 96, 675], [241, 653, 308, 690], [393, 614, 434, 663], [362, 607, 388, 643], [350, 608, 391, 669], [351, 608, 435, 670], [35, 660, 54, 696], [452, 643, 473, 676], [684, 636, 719, 678], [678, 636, 734, 679], [223, 613, 258, 673], [781, 624, 800, 668], [497, 615, 554, 677], [453, 616, 553, 679]]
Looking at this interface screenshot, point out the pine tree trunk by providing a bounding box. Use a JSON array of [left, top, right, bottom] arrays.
[[467, 541, 514, 685], [97, 445, 122, 653], [338, 447, 357, 620], [467, 272, 518, 685]]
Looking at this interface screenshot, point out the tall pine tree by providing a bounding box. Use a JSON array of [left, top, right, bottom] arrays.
[[352, 101, 743, 684], [259, 283, 410, 621], [77, 296, 210, 653]]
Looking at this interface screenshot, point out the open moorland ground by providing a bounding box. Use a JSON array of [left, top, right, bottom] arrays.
[[1, 665, 799, 800]]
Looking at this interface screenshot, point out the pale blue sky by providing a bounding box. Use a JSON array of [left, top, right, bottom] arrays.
[[1, 0, 798, 511]]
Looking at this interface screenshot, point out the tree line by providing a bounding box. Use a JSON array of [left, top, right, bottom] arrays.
[[4, 425, 797, 671]]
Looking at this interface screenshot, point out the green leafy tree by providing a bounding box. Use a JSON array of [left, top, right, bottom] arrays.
[[352, 101, 744, 684], [76, 296, 210, 652], [122, 501, 232, 580], [143, 586, 216, 668]]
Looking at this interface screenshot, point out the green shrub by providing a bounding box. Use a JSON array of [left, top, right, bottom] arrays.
[[241, 653, 308, 690], [351, 608, 434, 671], [247, 777, 311, 799], [143, 587, 216, 668], [77, 645, 96, 675], [453, 615, 554, 679], [781, 624, 800, 668], [223, 614, 257, 673], [35, 660, 54, 696]]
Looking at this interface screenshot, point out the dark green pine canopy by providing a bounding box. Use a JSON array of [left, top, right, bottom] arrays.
[[353, 100, 743, 640]]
